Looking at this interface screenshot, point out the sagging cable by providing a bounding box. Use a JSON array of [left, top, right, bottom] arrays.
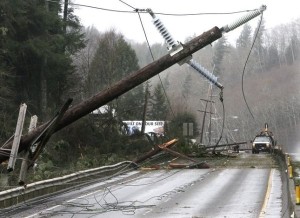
[[221, 5, 266, 33], [146, 8, 223, 90]]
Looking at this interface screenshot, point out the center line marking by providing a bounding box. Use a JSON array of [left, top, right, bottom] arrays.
[[259, 168, 274, 218]]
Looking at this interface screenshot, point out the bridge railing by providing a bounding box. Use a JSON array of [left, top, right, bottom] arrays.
[[0, 161, 136, 209]]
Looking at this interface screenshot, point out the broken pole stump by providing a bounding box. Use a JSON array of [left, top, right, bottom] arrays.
[[7, 103, 27, 172], [133, 139, 179, 164]]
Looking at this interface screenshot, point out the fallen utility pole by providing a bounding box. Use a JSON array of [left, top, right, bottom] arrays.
[[0, 27, 222, 164], [169, 162, 210, 169], [158, 144, 197, 163], [133, 138, 179, 164], [205, 141, 248, 149]]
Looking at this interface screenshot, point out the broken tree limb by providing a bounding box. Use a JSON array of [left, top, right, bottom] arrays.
[[133, 139, 179, 164], [0, 27, 222, 164]]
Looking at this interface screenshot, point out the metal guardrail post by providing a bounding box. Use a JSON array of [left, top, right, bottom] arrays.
[[296, 183, 300, 205], [289, 165, 293, 179]]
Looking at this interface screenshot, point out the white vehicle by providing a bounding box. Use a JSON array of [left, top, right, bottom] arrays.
[[252, 123, 275, 154]]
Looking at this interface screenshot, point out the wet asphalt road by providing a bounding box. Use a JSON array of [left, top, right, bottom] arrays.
[[4, 154, 283, 218]]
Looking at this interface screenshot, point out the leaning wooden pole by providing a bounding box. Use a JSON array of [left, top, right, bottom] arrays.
[[205, 141, 248, 149], [0, 27, 222, 164], [133, 139, 179, 164]]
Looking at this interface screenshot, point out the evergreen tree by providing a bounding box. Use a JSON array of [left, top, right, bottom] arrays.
[[0, 0, 84, 122], [0, 2, 14, 140], [149, 83, 168, 120], [0, 0, 84, 142], [87, 30, 144, 120], [235, 24, 254, 73], [212, 37, 228, 75], [236, 24, 252, 49], [253, 18, 266, 72]]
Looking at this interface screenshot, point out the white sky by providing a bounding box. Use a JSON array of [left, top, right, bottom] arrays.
[[74, 0, 300, 45]]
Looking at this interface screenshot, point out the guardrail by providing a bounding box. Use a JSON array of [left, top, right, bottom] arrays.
[[275, 150, 294, 217], [0, 161, 137, 209], [284, 152, 300, 217]]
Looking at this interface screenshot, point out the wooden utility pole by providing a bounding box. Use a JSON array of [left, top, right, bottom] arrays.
[[133, 139, 178, 164], [208, 84, 213, 146], [0, 27, 222, 164], [7, 103, 27, 171], [141, 83, 149, 134], [204, 141, 247, 149], [19, 115, 38, 185], [198, 98, 214, 145]]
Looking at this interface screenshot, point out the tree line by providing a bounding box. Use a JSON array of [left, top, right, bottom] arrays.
[[55, 14, 300, 155], [0, 1, 170, 183], [129, 17, 300, 147], [0, 0, 84, 138]]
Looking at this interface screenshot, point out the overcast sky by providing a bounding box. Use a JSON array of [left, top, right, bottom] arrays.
[[73, 0, 299, 45]]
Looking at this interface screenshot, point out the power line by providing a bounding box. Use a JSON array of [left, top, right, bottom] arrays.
[[212, 92, 225, 153], [153, 10, 256, 16], [47, 0, 136, 13], [46, 0, 256, 17], [118, 0, 135, 10], [241, 13, 264, 121], [137, 14, 176, 119], [118, 0, 176, 119]]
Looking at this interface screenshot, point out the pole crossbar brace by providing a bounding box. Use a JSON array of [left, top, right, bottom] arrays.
[[30, 98, 73, 164]]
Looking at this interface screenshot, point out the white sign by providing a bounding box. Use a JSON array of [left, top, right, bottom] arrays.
[[123, 121, 164, 135]]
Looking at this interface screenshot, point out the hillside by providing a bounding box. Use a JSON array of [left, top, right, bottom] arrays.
[[134, 42, 300, 150]]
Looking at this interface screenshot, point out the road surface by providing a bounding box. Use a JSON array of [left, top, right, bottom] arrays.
[[3, 153, 284, 217]]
